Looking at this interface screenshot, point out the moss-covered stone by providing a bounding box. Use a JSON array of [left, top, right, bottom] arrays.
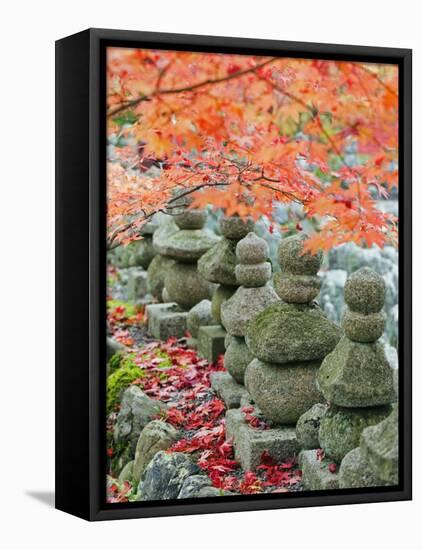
[[344, 267, 386, 314], [244, 359, 323, 425], [174, 209, 206, 229], [155, 228, 220, 262], [235, 262, 271, 287], [147, 254, 176, 300], [245, 301, 341, 364], [220, 216, 254, 240], [342, 308, 386, 342], [317, 336, 396, 407], [299, 449, 340, 490], [273, 272, 321, 303], [113, 386, 168, 460], [197, 238, 238, 285], [360, 406, 398, 485], [236, 232, 269, 264], [296, 403, 327, 450], [319, 404, 391, 463], [339, 447, 386, 489], [224, 336, 254, 384], [211, 284, 236, 324], [277, 234, 322, 275], [107, 357, 145, 414], [132, 420, 179, 486], [165, 263, 215, 310], [221, 284, 279, 336]]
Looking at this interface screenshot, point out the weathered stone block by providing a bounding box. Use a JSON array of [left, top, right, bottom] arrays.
[[225, 409, 298, 471], [147, 302, 188, 340], [186, 337, 198, 349], [210, 371, 249, 409], [132, 420, 179, 486], [127, 267, 148, 301], [299, 449, 340, 490], [360, 406, 398, 485], [187, 299, 213, 337], [197, 325, 226, 363], [296, 403, 327, 450], [339, 447, 386, 489], [319, 404, 392, 463]]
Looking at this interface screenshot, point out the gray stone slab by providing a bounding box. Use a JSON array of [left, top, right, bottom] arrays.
[[210, 372, 249, 409], [147, 302, 188, 340], [127, 267, 148, 301], [197, 325, 226, 363], [299, 449, 339, 490], [225, 409, 298, 471]]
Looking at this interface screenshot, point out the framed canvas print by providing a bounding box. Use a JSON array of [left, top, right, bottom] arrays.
[[55, 28, 412, 521]]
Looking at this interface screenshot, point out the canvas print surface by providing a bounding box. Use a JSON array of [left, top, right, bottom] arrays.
[[105, 47, 399, 504]]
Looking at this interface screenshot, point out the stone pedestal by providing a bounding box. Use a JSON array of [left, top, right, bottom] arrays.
[[127, 268, 148, 302], [210, 372, 249, 409], [226, 409, 298, 471], [146, 303, 188, 340], [197, 325, 226, 363], [299, 450, 340, 490]]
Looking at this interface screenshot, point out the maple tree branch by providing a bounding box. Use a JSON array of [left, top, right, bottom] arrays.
[[107, 181, 228, 249], [107, 57, 278, 118]]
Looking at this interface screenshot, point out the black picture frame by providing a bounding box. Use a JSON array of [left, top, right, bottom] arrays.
[[55, 28, 412, 521]]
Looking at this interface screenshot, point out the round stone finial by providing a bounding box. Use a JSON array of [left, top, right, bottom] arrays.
[[277, 234, 322, 275], [236, 232, 269, 265], [174, 209, 207, 229], [344, 267, 386, 314], [220, 216, 254, 240]]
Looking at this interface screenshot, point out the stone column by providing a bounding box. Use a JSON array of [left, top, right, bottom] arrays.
[[245, 234, 341, 425], [146, 208, 219, 340], [221, 232, 279, 384], [198, 216, 255, 323], [317, 267, 396, 461], [299, 267, 396, 490], [194, 216, 255, 364]]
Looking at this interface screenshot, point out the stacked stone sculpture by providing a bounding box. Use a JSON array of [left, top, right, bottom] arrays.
[[146, 207, 219, 340], [198, 216, 254, 324], [317, 267, 396, 463], [153, 207, 219, 310], [245, 234, 342, 425], [221, 232, 279, 384]]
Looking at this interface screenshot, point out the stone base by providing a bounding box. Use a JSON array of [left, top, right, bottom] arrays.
[[197, 325, 226, 363], [127, 267, 148, 301], [210, 372, 249, 409], [186, 337, 198, 349], [146, 303, 188, 340], [226, 409, 298, 471], [299, 449, 339, 490]]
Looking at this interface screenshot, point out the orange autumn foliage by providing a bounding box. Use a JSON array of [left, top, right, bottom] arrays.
[[106, 48, 398, 252]]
